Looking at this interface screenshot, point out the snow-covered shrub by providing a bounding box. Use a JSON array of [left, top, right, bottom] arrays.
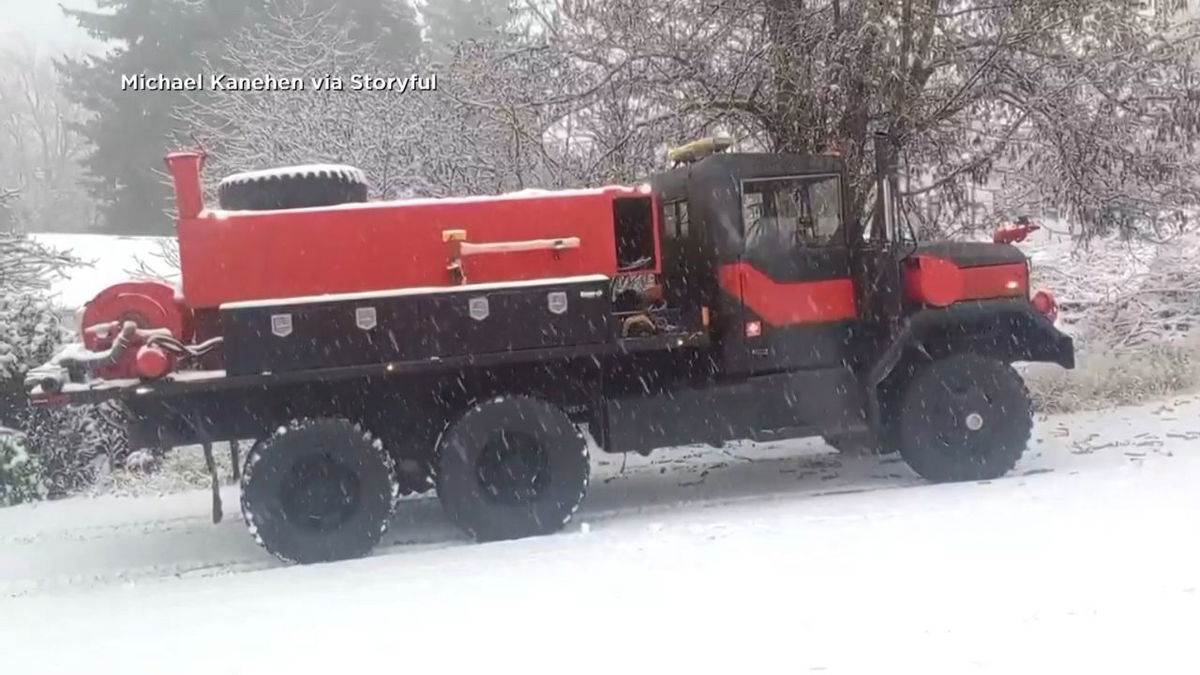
[[0, 230, 132, 498], [1079, 233, 1200, 348], [101, 443, 241, 497], [0, 426, 45, 505], [1019, 223, 1200, 412], [0, 300, 130, 499], [18, 402, 129, 498], [0, 292, 65, 382], [1026, 338, 1200, 414], [1030, 227, 1200, 348], [0, 230, 77, 389]]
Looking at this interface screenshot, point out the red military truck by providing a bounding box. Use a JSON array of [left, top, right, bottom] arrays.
[[26, 134, 1073, 563]]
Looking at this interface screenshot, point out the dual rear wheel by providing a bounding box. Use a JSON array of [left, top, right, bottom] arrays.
[[436, 396, 590, 542], [240, 419, 397, 564], [240, 397, 589, 564]]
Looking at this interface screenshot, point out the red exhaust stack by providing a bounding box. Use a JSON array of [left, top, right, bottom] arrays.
[[165, 150, 206, 219]]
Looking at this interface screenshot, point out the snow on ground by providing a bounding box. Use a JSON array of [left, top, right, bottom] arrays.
[[29, 233, 176, 310], [1, 394, 1199, 673]]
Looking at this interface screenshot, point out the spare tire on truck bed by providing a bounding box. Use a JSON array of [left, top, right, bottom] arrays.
[[217, 164, 369, 210]]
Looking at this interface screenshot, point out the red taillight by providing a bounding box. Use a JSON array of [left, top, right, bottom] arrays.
[[1032, 289, 1058, 323]]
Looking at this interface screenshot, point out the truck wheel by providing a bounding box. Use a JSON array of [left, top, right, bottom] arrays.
[[240, 418, 398, 563], [217, 165, 368, 211], [895, 353, 1031, 482], [436, 396, 589, 542]]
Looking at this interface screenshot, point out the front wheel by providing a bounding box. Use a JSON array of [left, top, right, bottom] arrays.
[[894, 354, 1032, 482]]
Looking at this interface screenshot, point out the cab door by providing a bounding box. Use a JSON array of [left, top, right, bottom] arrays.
[[732, 173, 857, 373]]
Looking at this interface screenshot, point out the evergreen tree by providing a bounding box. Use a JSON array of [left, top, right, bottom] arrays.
[[58, 1, 256, 234], [58, 0, 420, 235]]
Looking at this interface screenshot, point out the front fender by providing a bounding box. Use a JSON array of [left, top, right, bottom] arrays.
[[863, 299, 1074, 433], [909, 300, 1075, 369]]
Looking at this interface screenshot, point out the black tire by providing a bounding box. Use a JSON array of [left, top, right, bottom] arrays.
[[436, 396, 589, 542], [240, 418, 398, 564], [895, 353, 1032, 482], [218, 165, 368, 211]]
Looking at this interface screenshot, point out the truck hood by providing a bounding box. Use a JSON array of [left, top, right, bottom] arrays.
[[914, 241, 1027, 268]]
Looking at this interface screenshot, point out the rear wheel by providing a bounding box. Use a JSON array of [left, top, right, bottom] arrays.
[[240, 418, 397, 563], [895, 353, 1032, 482], [436, 396, 589, 541]]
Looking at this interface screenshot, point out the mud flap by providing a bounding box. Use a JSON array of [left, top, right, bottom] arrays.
[[202, 439, 223, 524], [1015, 316, 1076, 369], [164, 402, 223, 523]]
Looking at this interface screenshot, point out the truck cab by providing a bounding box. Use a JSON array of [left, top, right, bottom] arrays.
[[645, 139, 1071, 380], [653, 152, 860, 376]]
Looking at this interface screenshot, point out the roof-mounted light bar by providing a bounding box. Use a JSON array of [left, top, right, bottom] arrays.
[[667, 134, 733, 165]]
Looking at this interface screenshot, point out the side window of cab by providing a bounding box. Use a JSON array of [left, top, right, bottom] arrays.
[[663, 200, 690, 239]]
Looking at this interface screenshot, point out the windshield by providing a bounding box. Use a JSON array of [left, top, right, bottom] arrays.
[[743, 174, 843, 250]]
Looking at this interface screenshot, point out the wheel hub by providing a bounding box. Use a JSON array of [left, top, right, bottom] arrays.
[[280, 454, 361, 532]]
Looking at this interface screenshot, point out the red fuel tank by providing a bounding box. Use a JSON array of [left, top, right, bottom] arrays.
[[176, 186, 658, 309]]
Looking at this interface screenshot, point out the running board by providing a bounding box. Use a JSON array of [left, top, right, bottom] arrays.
[[749, 425, 818, 443], [750, 420, 871, 444]]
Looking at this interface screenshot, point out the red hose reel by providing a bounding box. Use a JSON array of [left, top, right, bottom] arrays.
[[80, 281, 194, 379]]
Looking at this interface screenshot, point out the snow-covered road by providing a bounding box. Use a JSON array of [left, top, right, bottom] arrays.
[[2, 395, 1199, 674]]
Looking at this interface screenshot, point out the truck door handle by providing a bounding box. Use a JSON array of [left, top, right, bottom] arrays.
[[751, 348, 770, 357], [579, 290, 604, 299]]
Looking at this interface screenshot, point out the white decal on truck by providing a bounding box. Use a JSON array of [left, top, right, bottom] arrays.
[[547, 291, 568, 315], [469, 297, 490, 321], [270, 313, 293, 337], [355, 306, 377, 330]]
